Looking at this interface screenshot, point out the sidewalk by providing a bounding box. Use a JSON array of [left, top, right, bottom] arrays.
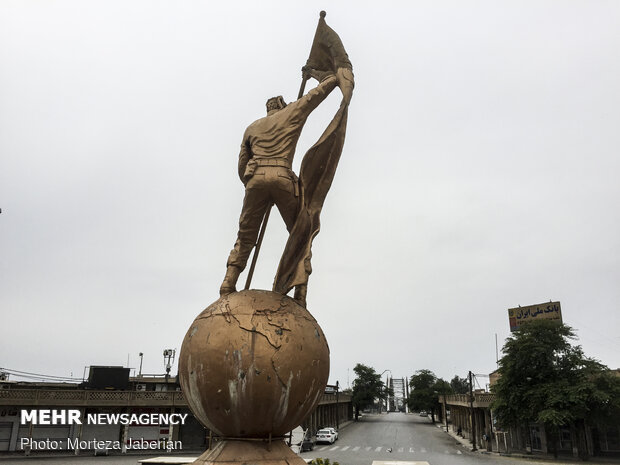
[[432, 421, 475, 452], [432, 421, 620, 464]]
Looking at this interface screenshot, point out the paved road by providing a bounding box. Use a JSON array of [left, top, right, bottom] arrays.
[[301, 412, 571, 465]]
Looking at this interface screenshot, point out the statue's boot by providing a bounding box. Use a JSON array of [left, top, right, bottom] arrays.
[[294, 284, 307, 308], [219, 266, 241, 296]]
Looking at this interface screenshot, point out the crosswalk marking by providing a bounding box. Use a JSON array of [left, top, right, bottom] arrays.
[[309, 445, 463, 456], [372, 460, 429, 465]]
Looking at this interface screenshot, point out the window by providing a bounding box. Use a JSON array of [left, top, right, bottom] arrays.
[[530, 426, 542, 451]]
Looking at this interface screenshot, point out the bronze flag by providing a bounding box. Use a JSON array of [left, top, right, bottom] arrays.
[[273, 12, 354, 294]]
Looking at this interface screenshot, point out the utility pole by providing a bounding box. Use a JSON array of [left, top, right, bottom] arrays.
[[405, 376, 409, 413], [469, 371, 477, 451], [336, 381, 340, 429], [385, 375, 390, 413], [495, 333, 499, 368], [444, 394, 449, 432]]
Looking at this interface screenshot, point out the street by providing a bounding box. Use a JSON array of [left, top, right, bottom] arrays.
[[302, 413, 603, 465], [306, 412, 468, 465], [0, 413, 613, 465]]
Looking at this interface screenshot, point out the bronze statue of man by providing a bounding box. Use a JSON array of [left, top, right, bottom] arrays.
[[220, 68, 338, 305]]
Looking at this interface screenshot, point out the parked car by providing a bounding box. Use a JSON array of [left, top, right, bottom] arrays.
[[419, 411, 428, 417], [326, 427, 339, 441], [315, 428, 337, 444]]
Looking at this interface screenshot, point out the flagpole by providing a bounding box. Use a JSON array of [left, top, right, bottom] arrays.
[[297, 76, 308, 99], [244, 204, 273, 290]]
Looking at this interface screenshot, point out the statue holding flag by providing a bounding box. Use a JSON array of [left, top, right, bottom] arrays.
[[179, 12, 353, 465], [220, 11, 354, 307]]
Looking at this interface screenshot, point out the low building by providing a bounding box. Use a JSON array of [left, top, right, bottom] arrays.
[[440, 390, 620, 458]]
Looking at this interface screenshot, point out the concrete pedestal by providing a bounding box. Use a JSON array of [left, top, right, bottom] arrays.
[[191, 440, 306, 465]]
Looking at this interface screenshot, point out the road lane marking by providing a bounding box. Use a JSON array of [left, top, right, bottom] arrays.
[[420, 448, 427, 453], [398, 447, 404, 453], [352, 446, 360, 451], [375, 446, 382, 452], [409, 447, 415, 453], [365, 447, 372, 451], [318, 446, 329, 451], [340, 446, 350, 451], [456, 450, 462, 455], [329, 446, 339, 451], [372, 462, 430, 465]]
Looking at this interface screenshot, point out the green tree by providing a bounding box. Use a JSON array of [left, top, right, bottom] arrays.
[[351, 364, 386, 420], [433, 378, 453, 423], [408, 369, 452, 423], [492, 320, 620, 459], [450, 375, 469, 394]]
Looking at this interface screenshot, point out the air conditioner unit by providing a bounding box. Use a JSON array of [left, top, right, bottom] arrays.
[[136, 384, 147, 391]]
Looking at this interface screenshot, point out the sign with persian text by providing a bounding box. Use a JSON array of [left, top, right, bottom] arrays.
[[508, 301, 562, 332]]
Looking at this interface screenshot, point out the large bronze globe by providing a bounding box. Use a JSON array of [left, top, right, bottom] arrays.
[[179, 290, 330, 438]]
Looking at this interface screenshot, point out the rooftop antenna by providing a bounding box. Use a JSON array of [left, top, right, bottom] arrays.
[[163, 349, 176, 382], [138, 352, 144, 377]]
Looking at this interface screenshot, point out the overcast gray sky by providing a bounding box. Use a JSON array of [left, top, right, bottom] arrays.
[[1, 1, 619, 389]]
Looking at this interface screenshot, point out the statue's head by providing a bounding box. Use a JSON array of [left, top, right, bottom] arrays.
[[266, 96, 287, 114]]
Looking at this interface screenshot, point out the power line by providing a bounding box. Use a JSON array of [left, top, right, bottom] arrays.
[[0, 367, 83, 382]]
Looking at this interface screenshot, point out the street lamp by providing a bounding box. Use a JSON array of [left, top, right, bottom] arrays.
[[381, 369, 392, 413]]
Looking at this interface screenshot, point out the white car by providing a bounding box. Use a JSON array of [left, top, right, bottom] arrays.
[[326, 427, 339, 441], [315, 428, 337, 444]]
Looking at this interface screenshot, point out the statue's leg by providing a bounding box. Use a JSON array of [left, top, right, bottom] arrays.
[[293, 284, 307, 308], [271, 169, 299, 232], [272, 171, 307, 306], [221, 183, 270, 295]]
